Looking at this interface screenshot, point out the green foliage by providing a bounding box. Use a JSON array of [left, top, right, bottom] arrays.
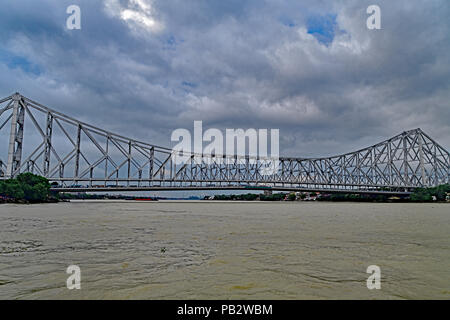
[[209, 192, 289, 201], [260, 193, 286, 201], [0, 173, 51, 203], [287, 193, 297, 201], [1, 180, 25, 199], [211, 193, 260, 201], [317, 193, 389, 202], [410, 184, 450, 202]]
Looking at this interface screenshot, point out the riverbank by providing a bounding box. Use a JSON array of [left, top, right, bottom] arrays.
[[0, 198, 59, 204], [204, 191, 450, 203]]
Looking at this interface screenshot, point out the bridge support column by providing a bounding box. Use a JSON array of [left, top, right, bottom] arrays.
[[6, 93, 25, 178], [43, 112, 53, 177], [74, 124, 81, 181], [418, 132, 426, 186]]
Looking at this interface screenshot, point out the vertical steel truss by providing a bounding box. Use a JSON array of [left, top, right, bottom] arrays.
[[0, 93, 448, 191]]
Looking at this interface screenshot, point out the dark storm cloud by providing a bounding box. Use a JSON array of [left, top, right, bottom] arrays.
[[0, 0, 449, 158]]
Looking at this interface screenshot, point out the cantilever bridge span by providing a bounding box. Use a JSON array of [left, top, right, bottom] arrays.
[[0, 93, 449, 194]]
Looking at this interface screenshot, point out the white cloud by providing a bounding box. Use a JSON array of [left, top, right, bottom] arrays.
[[104, 0, 163, 33]]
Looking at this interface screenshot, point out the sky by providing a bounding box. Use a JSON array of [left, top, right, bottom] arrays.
[[0, 0, 449, 160]]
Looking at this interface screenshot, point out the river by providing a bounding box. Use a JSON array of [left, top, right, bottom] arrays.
[[0, 201, 449, 299]]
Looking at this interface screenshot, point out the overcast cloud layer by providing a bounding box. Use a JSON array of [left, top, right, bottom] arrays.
[[0, 0, 449, 158]]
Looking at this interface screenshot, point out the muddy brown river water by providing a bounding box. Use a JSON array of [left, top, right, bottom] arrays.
[[0, 201, 449, 299]]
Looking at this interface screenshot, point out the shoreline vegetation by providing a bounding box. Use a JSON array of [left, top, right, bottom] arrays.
[[0, 173, 56, 204], [205, 187, 450, 203], [0, 173, 449, 204]]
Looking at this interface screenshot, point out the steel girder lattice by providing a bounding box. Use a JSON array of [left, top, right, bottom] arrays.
[[0, 93, 449, 192]]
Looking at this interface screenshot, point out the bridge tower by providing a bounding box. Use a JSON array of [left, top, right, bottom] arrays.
[[6, 93, 25, 178]]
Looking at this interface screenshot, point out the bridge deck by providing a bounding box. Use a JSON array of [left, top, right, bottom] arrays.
[[51, 186, 412, 196]]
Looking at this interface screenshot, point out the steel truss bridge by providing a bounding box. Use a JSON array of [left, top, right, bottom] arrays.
[[0, 93, 449, 195]]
